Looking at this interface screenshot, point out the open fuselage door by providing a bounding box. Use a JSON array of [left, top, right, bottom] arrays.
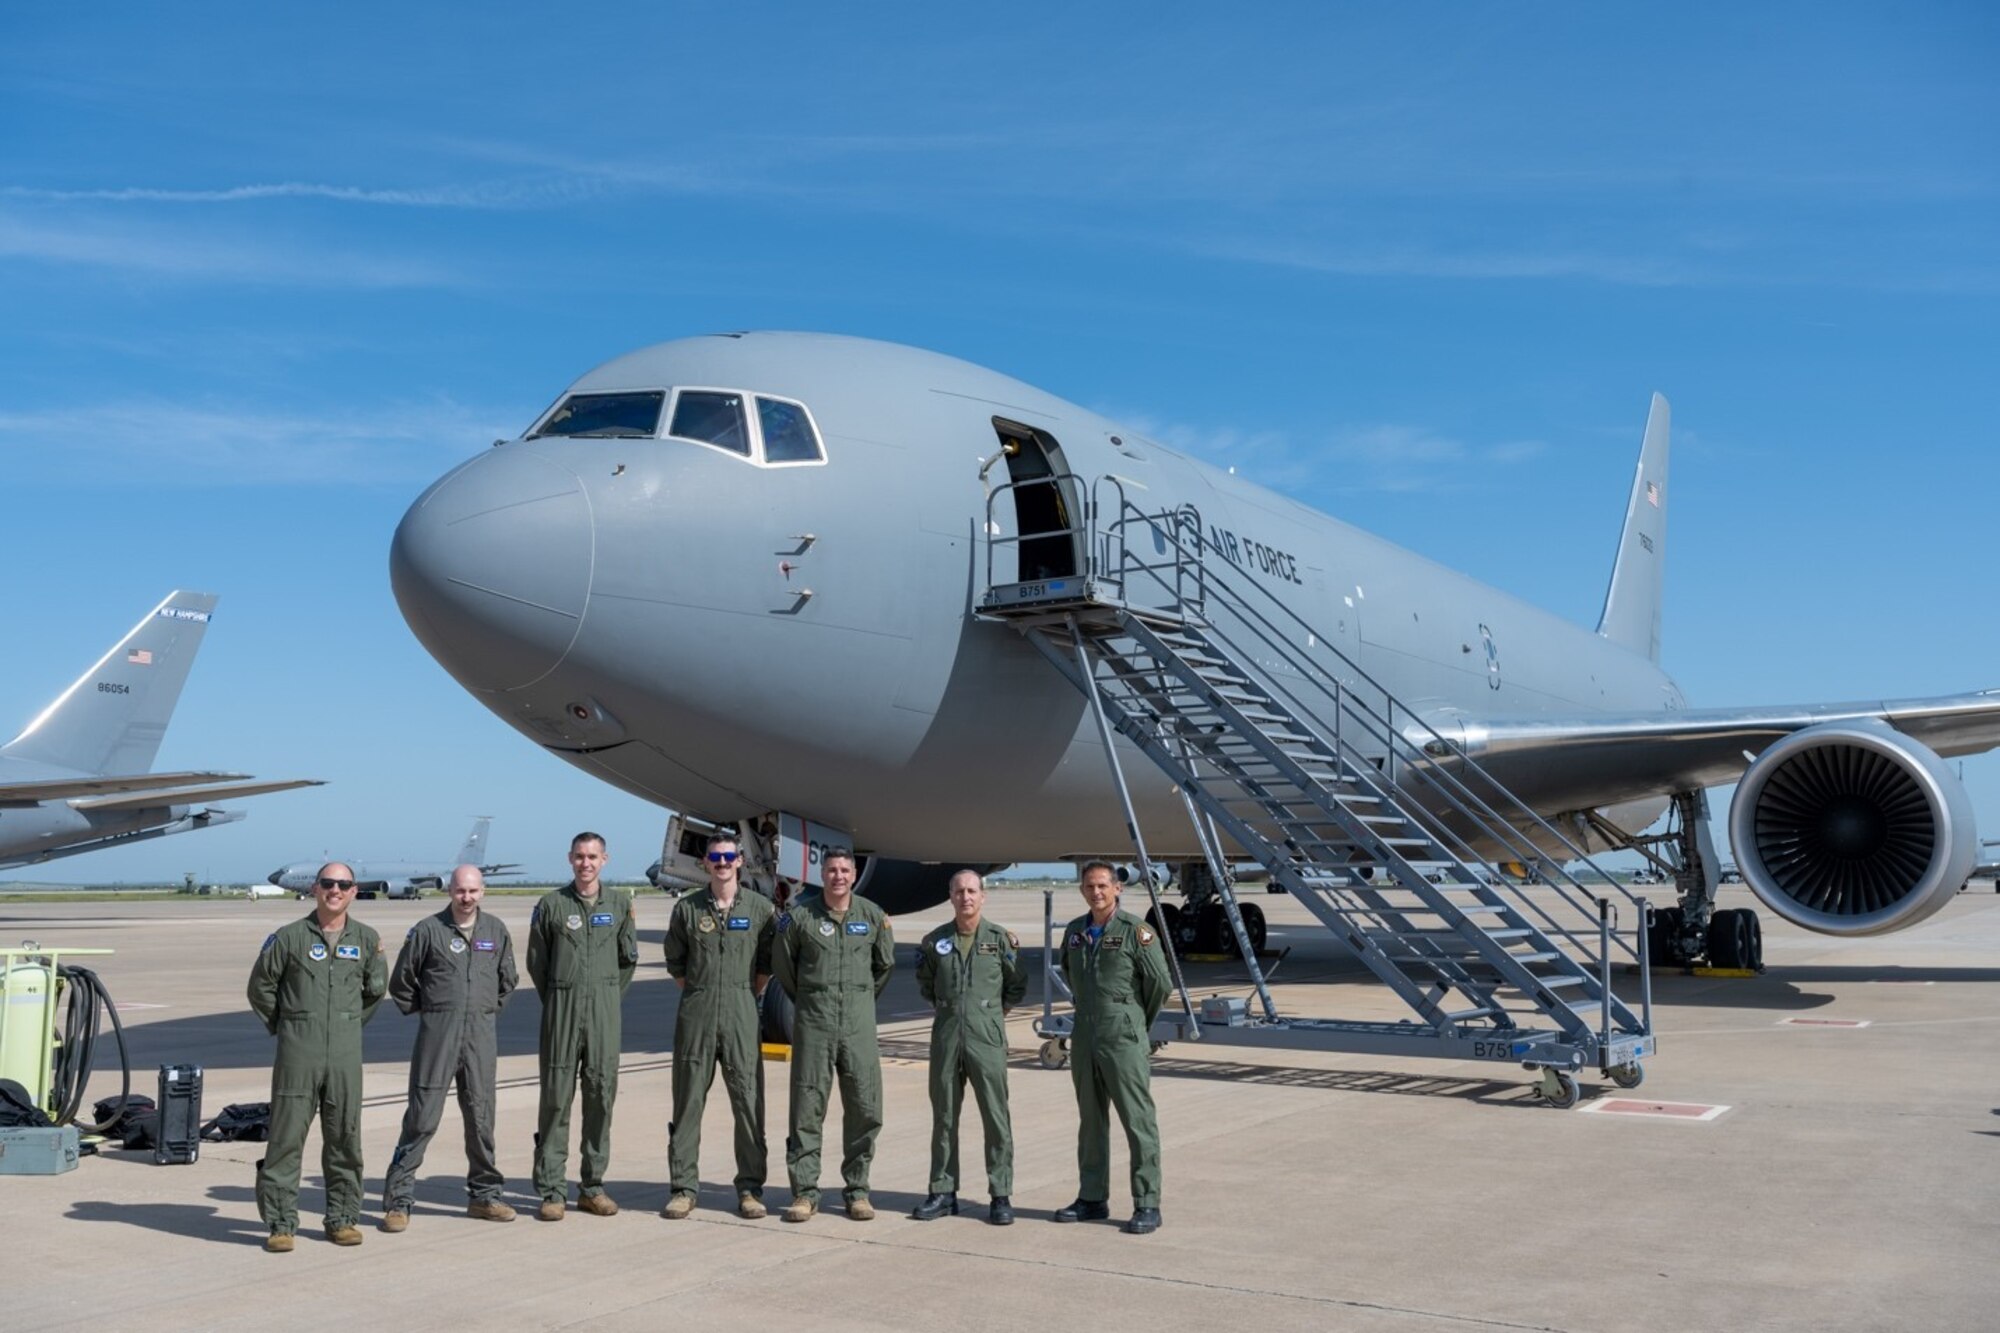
[[991, 418, 1083, 586]]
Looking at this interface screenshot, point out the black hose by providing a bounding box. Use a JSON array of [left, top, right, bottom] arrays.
[[50, 964, 132, 1133]]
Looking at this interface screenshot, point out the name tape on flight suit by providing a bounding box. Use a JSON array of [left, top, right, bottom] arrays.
[[727, 917, 750, 930], [473, 939, 497, 951], [845, 921, 870, 935], [336, 944, 361, 960], [591, 912, 614, 926]]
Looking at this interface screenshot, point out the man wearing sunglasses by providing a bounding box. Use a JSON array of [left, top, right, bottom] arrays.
[[247, 862, 389, 1252], [660, 835, 776, 1219], [527, 831, 639, 1220], [773, 847, 895, 1222]]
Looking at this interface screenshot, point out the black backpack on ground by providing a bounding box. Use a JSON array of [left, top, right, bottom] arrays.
[[201, 1102, 272, 1143]]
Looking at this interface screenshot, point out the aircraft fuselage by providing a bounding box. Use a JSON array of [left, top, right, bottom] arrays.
[[392, 334, 1682, 864]]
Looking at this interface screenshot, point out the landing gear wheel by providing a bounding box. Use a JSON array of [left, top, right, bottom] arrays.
[[1707, 908, 1756, 970], [1145, 903, 1183, 943], [1740, 910, 1764, 971], [1237, 902, 1268, 954], [1647, 904, 1690, 967], [1608, 1062, 1645, 1090], [760, 983, 795, 1045], [1037, 1038, 1068, 1070], [1539, 1069, 1582, 1109]]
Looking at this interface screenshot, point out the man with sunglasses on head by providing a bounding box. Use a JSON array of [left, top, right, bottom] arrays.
[[247, 862, 389, 1252], [660, 834, 776, 1220], [379, 864, 519, 1233], [527, 831, 639, 1221], [773, 847, 895, 1223]]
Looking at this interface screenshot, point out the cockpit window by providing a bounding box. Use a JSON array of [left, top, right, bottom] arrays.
[[668, 390, 750, 456], [530, 391, 664, 439], [757, 396, 824, 464]]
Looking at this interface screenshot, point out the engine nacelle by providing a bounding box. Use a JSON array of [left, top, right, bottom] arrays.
[[1729, 720, 1977, 936]]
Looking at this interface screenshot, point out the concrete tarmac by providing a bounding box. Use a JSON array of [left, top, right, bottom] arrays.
[[2, 884, 1997, 1331]]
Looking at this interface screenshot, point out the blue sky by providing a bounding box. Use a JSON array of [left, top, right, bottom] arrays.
[[2, 4, 1995, 883]]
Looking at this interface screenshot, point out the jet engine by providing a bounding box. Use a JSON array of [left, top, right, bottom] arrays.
[[1729, 720, 1976, 936], [854, 858, 1007, 915]]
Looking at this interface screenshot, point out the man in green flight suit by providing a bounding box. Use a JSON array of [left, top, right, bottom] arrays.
[[246, 861, 389, 1252], [772, 847, 895, 1222], [380, 863, 519, 1231], [526, 831, 639, 1220], [660, 833, 776, 1220], [1055, 860, 1170, 1235], [913, 868, 1026, 1225]]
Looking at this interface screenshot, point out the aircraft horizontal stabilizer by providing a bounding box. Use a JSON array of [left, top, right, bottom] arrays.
[[0, 807, 248, 871], [0, 770, 253, 804], [67, 778, 324, 812]]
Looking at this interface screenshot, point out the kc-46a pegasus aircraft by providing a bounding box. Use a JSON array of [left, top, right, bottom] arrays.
[[1, 591, 320, 869], [388, 334, 2000, 1073]]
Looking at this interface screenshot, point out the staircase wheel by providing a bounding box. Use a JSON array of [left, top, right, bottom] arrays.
[[1238, 902, 1267, 954], [1542, 1070, 1582, 1109], [1037, 1038, 1069, 1071], [1608, 1062, 1645, 1090]]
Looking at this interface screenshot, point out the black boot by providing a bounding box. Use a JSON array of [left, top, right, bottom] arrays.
[[910, 1192, 958, 1221], [1124, 1206, 1162, 1235], [988, 1196, 1014, 1226], [1053, 1198, 1109, 1223]]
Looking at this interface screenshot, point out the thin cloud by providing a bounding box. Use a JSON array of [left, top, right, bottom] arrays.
[[0, 212, 453, 287], [0, 400, 516, 487], [0, 178, 609, 208]]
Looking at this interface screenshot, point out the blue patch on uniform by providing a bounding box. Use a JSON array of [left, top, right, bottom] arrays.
[[845, 921, 870, 935], [473, 938, 497, 952], [261, 934, 275, 952], [405, 927, 416, 939], [590, 912, 614, 927], [775, 912, 791, 931], [934, 938, 953, 955], [335, 943, 361, 961], [308, 942, 328, 962], [726, 917, 751, 931]]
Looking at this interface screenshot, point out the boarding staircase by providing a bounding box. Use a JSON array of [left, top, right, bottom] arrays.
[[978, 476, 1654, 1098]]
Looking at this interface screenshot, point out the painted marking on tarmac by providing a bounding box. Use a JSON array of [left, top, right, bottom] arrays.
[[1872, 979, 1936, 985], [113, 1002, 169, 1010], [1578, 1097, 1730, 1122], [1779, 1016, 1871, 1027]]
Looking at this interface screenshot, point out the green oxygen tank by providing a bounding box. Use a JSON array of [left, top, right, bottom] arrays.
[[0, 954, 55, 1109]]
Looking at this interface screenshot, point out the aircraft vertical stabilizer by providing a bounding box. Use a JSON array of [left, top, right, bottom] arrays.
[[1596, 395, 1670, 664], [2, 591, 220, 776], [456, 816, 493, 867]]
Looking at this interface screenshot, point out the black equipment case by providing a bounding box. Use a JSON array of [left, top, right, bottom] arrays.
[[155, 1064, 203, 1165]]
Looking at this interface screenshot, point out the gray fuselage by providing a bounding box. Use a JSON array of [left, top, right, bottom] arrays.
[[391, 333, 1681, 863]]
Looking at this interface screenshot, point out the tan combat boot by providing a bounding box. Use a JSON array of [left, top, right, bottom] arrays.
[[467, 1200, 516, 1222], [536, 1199, 566, 1222], [576, 1191, 619, 1217], [379, 1211, 409, 1233], [263, 1233, 294, 1253], [845, 1195, 875, 1222], [327, 1225, 364, 1247], [781, 1196, 817, 1224], [737, 1191, 767, 1220], [660, 1192, 695, 1220]]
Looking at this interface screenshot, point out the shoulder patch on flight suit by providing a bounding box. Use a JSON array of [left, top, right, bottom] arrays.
[[405, 927, 416, 939], [775, 912, 791, 931], [308, 942, 329, 961], [473, 938, 497, 951], [1066, 932, 1083, 949], [698, 914, 717, 933], [844, 921, 870, 935], [590, 912, 614, 926], [1006, 930, 1019, 949], [261, 934, 275, 951], [336, 943, 361, 960], [1138, 926, 1156, 945], [934, 938, 952, 955]]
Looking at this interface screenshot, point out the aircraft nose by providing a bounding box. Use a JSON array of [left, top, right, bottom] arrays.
[[390, 445, 594, 692], [267, 870, 282, 886]]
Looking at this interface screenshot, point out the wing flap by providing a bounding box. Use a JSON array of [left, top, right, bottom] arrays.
[[67, 778, 324, 812], [0, 770, 252, 804], [1427, 689, 2000, 813]]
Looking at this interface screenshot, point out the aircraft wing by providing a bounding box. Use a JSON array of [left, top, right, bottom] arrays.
[[1428, 689, 2000, 813], [0, 770, 253, 803], [65, 778, 324, 812], [479, 862, 523, 875]]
